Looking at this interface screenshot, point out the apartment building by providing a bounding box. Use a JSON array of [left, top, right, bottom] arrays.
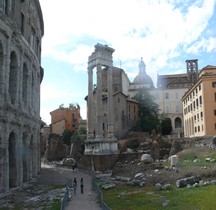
[[182, 65, 216, 137], [50, 105, 81, 135]]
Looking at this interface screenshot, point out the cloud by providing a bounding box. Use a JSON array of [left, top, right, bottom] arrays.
[[40, 0, 216, 71], [187, 37, 216, 54]]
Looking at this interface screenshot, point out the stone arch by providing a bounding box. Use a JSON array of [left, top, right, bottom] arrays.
[[22, 63, 28, 105], [22, 132, 28, 182], [9, 132, 18, 188], [0, 42, 4, 95], [175, 117, 182, 128], [9, 51, 18, 105]]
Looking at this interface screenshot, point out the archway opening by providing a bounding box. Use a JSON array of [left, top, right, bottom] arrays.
[[22, 63, 28, 105], [9, 132, 17, 188], [22, 133, 28, 182], [9, 52, 18, 105], [175, 117, 182, 128]]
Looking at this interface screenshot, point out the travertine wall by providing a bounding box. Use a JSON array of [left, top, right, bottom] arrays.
[[0, 0, 44, 194]]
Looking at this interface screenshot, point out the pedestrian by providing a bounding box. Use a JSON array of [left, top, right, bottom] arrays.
[[80, 177, 84, 194], [73, 178, 77, 195]]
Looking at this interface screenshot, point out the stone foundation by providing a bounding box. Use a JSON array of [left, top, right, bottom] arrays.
[[82, 154, 119, 171], [84, 139, 119, 155]]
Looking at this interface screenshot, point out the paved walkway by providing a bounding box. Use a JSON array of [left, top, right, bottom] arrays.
[[38, 164, 101, 210], [64, 170, 101, 210]]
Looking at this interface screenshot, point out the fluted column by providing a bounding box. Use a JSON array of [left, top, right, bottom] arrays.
[[107, 67, 115, 138], [96, 64, 103, 139], [87, 67, 94, 140]]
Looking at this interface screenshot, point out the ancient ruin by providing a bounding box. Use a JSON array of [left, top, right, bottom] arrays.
[[85, 44, 119, 155], [0, 0, 44, 194]]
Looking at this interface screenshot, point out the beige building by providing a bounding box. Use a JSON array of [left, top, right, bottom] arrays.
[[150, 72, 193, 135], [182, 65, 216, 137], [129, 59, 195, 136]]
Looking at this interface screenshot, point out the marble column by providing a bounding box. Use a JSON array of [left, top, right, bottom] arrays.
[[87, 67, 94, 140], [107, 67, 115, 139], [96, 64, 103, 140]]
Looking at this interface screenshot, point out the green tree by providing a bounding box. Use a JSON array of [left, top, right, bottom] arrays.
[[71, 126, 87, 143], [133, 88, 160, 133], [61, 129, 73, 146], [161, 117, 172, 135], [77, 125, 87, 135]]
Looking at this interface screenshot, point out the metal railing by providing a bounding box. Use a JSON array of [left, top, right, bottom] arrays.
[[91, 176, 111, 210], [61, 178, 73, 210]]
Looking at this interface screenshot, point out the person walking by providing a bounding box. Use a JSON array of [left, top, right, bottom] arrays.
[[73, 178, 77, 195], [80, 177, 84, 194]]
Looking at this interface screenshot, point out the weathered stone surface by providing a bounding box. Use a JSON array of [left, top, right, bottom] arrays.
[[141, 154, 153, 163], [169, 139, 182, 156], [134, 173, 144, 180], [116, 176, 131, 182], [212, 136, 216, 145], [102, 183, 116, 190], [0, 0, 44, 194], [150, 140, 160, 161], [176, 176, 200, 188], [155, 183, 162, 191], [45, 134, 69, 161]]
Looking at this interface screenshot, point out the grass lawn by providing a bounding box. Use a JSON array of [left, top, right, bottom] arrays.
[[102, 184, 216, 210]]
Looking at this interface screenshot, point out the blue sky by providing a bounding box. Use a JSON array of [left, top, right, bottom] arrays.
[[39, 0, 216, 124]]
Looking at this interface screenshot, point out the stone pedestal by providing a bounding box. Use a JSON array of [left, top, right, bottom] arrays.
[[84, 138, 119, 155]]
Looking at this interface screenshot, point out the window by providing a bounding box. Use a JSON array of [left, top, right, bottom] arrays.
[[196, 98, 199, 107], [1, 0, 8, 14], [198, 126, 200, 132], [165, 106, 169, 113], [176, 105, 180, 112], [199, 96, 202, 106], [212, 82, 216, 87], [214, 110, 216, 116], [165, 92, 169, 99], [21, 12, 25, 35], [215, 93, 216, 102], [199, 85, 201, 91], [195, 127, 197, 132], [201, 112, 203, 119], [175, 92, 179, 99]]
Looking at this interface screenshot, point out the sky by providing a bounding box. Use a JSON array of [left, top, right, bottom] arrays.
[[39, 0, 216, 125]]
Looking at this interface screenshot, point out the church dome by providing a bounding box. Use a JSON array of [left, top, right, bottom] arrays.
[[133, 58, 154, 88]]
